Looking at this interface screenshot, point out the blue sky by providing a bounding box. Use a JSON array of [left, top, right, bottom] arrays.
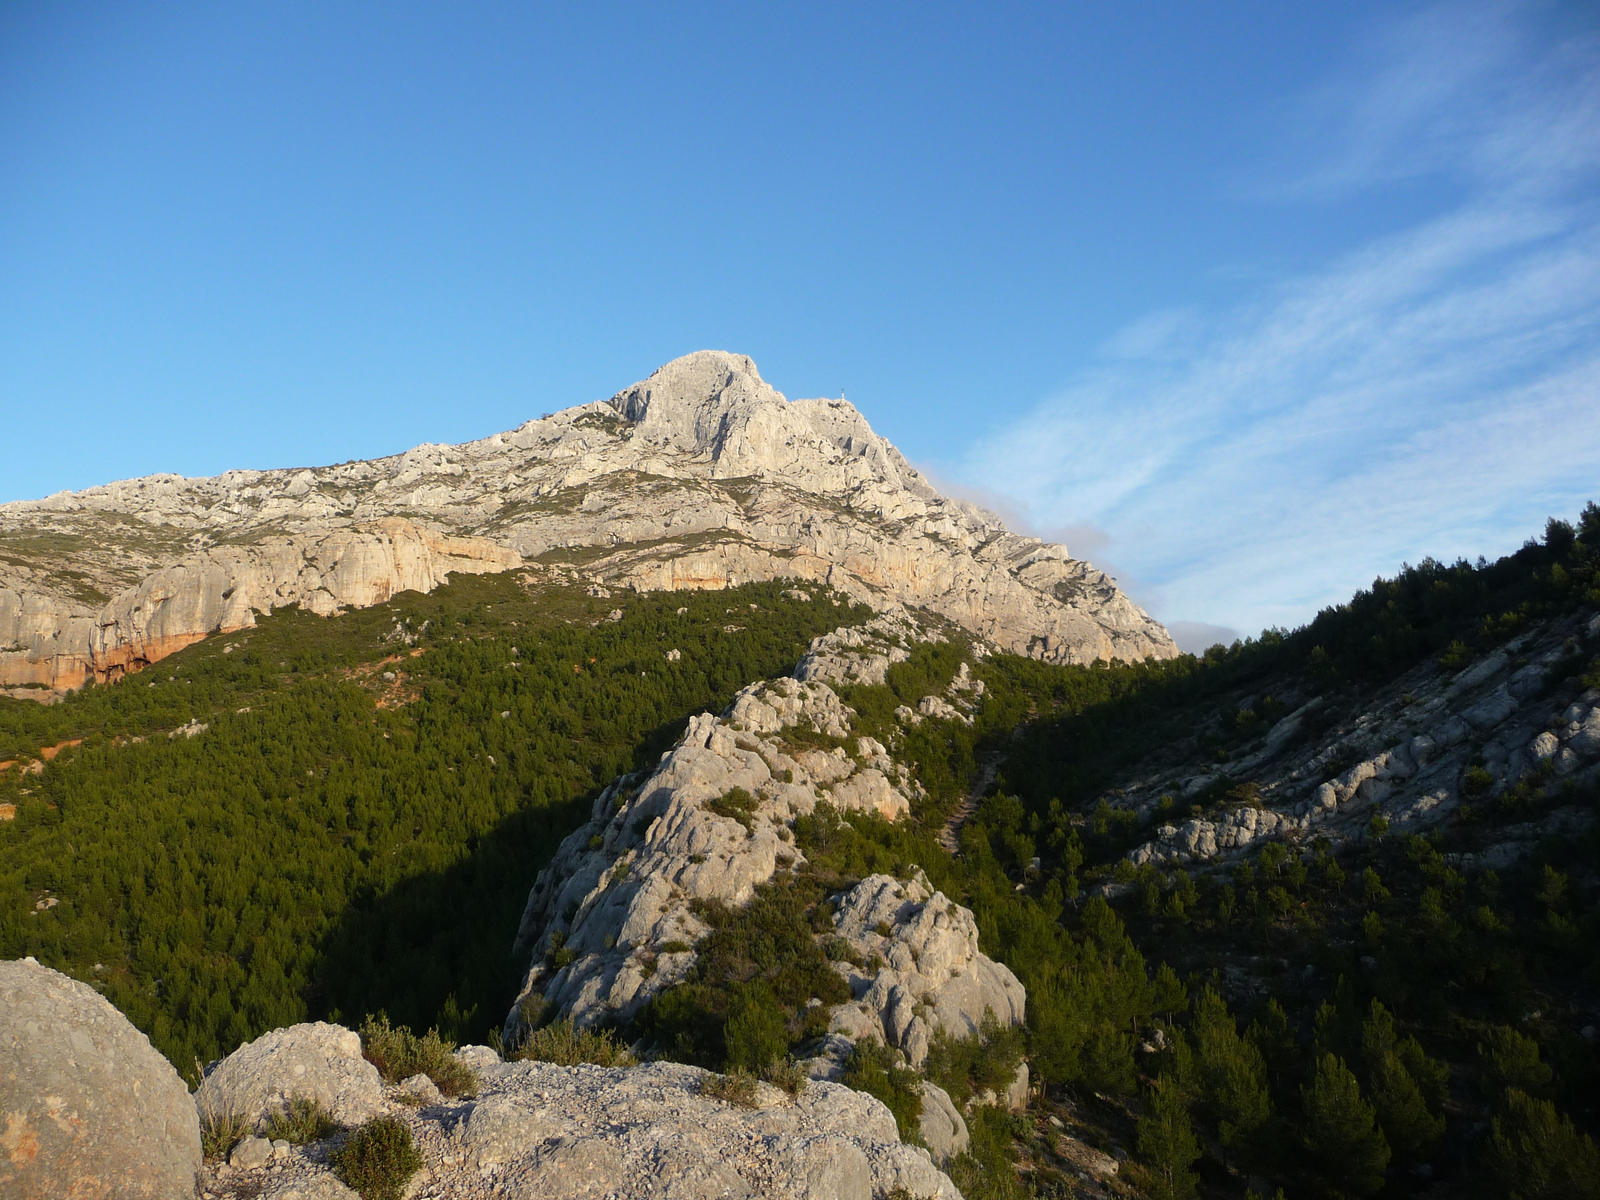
[[2, 2, 1596, 645]]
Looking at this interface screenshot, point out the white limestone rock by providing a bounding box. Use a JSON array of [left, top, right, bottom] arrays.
[[509, 620, 923, 1030], [918, 1081, 971, 1162], [0, 958, 202, 1200], [440, 1058, 960, 1200], [826, 873, 1026, 1069], [195, 1021, 385, 1130]]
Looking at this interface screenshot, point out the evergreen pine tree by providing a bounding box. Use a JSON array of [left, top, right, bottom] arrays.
[[1191, 986, 1271, 1157], [1137, 1075, 1200, 1200], [1485, 1089, 1600, 1200], [1301, 1052, 1390, 1198], [1360, 1000, 1444, 1160]]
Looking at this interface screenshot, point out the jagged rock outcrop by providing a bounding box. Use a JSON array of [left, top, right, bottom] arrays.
[[2, 351, 1174, 693], [195, 1022, 386, 1131], [509, 610, 1028, 1154], [1119, 609, 1600, 870], [0, 957, 201, 1200], [199, 1041, 960, 1200], [825, 872, 1027, 1070], [509, 613, 928, 1029]]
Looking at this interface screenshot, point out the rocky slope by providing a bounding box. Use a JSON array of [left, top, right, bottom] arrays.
[[509, 612, 1023, 1039], [0, 351, 1174, 694], [1111, 608, 1600, 873], [509, 609, 1028, 1162]]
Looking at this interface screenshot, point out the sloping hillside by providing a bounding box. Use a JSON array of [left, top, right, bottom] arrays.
[[5, 505, 1597, 1199]]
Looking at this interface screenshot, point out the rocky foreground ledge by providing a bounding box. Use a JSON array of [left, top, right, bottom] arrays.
[[0, 958, 960, 1200]]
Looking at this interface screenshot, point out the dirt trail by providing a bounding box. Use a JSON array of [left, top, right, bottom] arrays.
[[939, 757, 999, 854]]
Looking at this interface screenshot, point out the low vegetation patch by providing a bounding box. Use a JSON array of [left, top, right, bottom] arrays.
[[707, 786, 760, 831], [762, 1054, 809, 1098], [262, 1095, 340, 1144], [508, 1016, 636, 1067], [359, 1014, 476, 1097], [697, 1068, 760, 1108], [196, 1089, 250, 1161]]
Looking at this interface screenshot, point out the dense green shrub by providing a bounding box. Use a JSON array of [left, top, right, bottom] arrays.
[[359, 1014, 476, 1097], [924, 1016, 1026, 1107], [723, 982, 789, 1072], [638, 877, 850, 1067], [841, 1038, 923, 1143], [509, 1017, 635, 1067], [708, 786, 760, 832], [333, 1116, 423, 1200]]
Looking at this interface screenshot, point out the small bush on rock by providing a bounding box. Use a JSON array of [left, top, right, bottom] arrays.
[[333, 1116, 423, 1200], [359, 1014, 476, 1097], [763, 1055, 810, 1097], [511, 1017, 636, 1067], [708, 786, 760, 831], [698, 1068, 761, 1108], [194, 1061, 250, 1160], [198, 1101, 250, 1162], [262, 1095, 341, 1144]]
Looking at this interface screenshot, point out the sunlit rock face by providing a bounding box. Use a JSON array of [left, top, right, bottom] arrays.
[[0, 350, 1175, 694]]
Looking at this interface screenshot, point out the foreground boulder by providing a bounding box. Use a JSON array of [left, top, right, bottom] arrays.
[[0, 957, 201, 1199], [194, 1021, 384, 1130]]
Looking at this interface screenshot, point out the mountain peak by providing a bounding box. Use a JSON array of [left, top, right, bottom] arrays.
[[606, 350, 782, 457], [0, 352, 1177, 696]]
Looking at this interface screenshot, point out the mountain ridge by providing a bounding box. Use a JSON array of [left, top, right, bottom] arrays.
[[0, 351, 1176, 695]]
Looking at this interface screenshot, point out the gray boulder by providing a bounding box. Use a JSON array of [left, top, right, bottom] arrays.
[[0, 957, 201, 1200], [918, 1081, 971, 1162], [195, 1021, 382, 1130]]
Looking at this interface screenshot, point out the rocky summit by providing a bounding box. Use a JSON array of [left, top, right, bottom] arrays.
[[0, 351, 1174, 696]]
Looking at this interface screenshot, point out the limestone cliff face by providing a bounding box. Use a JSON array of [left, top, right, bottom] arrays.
[[0, 351, 1175, 693], [0, 520, 517, 690]]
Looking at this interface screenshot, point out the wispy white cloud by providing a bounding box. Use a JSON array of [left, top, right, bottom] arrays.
[[966, 1, 1600, 637], [1259, 1, 1600, 198]]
